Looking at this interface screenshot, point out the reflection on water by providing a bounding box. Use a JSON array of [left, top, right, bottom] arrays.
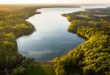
[[17, 5, 110, 61]]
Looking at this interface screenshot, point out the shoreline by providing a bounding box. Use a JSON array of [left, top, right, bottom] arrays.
[[54, 7, 110, 75], [0, 5, 110, 75], [16, 7, 84, 61], [16, 11, 41, 39]]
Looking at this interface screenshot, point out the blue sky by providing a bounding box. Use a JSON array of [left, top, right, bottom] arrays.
[[0, 0, 110, 4]]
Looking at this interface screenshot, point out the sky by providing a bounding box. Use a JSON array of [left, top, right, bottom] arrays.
[[0, 0, 110, 4]]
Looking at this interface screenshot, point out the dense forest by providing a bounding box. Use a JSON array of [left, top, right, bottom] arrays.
[[0, 5, 43, 75], [0, 5, 110, 75], [0, 5, 56, 75], [54, 8, 110, 75]]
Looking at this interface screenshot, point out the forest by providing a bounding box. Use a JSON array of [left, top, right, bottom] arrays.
[[54, 8, 110, 75], [0, 5, 54, 75], [0, 4, 110, 75]]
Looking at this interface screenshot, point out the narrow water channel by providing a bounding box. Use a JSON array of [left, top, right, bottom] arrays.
[[17, 5, 110, 61]]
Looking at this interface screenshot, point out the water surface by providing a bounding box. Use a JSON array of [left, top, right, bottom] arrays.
[[17, 5, 110, 61]]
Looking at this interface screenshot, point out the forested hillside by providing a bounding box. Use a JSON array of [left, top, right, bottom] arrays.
[[54, 8, 110, 75], [1, 5, 110, 75], [0, 5, 56, 75], [0, 5, 39, 75]]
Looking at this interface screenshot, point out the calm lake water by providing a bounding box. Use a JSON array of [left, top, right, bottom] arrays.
[[17, 5, 110, 61]]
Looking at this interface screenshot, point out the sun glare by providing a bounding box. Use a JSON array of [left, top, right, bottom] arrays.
[[0, 0, 110, 4]]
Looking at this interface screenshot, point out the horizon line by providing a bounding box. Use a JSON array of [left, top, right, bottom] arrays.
[[0, 3, 110, 5]]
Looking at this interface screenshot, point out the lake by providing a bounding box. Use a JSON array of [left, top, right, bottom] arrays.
[[17, 5, 110, 61]]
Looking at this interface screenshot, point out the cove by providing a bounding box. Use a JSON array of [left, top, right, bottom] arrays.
[[17, 5, 110, 61]]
